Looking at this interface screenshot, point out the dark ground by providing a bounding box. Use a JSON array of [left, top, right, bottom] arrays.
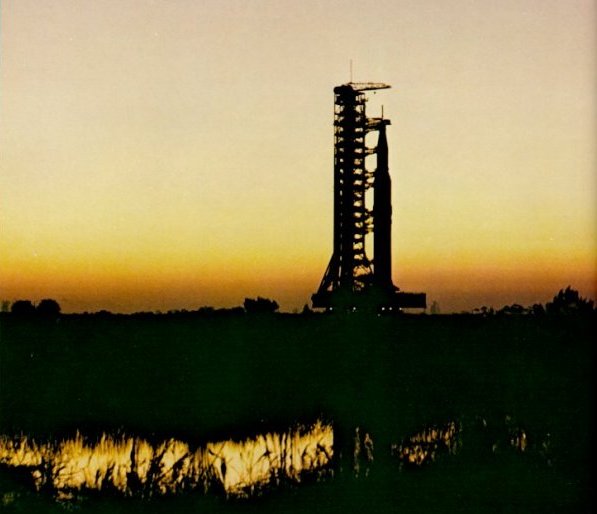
[[0, 313, 594, 512]]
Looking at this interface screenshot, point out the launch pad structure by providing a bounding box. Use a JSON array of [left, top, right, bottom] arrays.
[[312, 82, 426, 311]]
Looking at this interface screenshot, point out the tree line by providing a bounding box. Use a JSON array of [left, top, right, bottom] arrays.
[[2, 288, 594, 318], [472, 286, 595, 317], [1, 297, 281, 318], [5, 299, 61, 317]]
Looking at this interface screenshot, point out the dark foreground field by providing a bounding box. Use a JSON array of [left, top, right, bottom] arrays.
[[0, 313, 594, 512]]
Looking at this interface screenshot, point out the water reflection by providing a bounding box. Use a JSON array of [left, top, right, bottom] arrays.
[[391, 421, 459, 467], [509, 428, 528, 452], [352, 427, 374, 477], [0, 421, 333, 500], [0, 416, 549, 503]]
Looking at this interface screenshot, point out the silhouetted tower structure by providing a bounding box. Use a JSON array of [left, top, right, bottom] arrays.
[[312, 82, 426, 311]]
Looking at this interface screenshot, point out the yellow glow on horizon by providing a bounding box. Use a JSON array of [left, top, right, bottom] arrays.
[[1, 0, 595, 313]]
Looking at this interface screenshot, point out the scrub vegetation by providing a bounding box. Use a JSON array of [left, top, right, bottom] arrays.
[[0, 301, 593, 512]]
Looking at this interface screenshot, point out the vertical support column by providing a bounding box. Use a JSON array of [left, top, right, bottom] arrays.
[[333, 85, 370, 292]]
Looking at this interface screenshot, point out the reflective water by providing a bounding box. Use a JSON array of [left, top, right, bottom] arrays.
[[391, 421, 460, 466], [0, 421, 333, 500], [0, 416, 542, 504]]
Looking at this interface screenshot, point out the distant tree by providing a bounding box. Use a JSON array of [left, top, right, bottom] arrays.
[[36, 299, 61, 317], [471, 306, 493, 317], [430, 301, 440, 315], [301, 304, 313, 315], [498, 303, 528, 316], [243, 297, 279, 315], [197, 306, 215, 316], [10, 300, 36, 316], [546, 286, 595, 316], [1, 300, 10, 313], [510, 304, 527, 315], [531, 303, 545, 317]]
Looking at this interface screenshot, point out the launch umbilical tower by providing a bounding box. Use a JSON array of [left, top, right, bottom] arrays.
[[312, 82, 426, 310]]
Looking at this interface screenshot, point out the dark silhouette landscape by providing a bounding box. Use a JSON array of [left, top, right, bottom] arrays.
[[0, 287, 594, 512]]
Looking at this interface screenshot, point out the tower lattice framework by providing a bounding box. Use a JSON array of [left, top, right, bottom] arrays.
[[312, 82, 426, 311]]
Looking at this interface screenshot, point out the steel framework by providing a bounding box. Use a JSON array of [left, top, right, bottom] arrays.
[[312, 82, 426, 311]]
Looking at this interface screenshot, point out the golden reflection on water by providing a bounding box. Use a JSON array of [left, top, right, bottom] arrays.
[[0, 421, 333, 499], [389, 418, 533, 466], [391, 421, 459, 466], [0, 417, 543, 503], [509, 428, 527, 452]]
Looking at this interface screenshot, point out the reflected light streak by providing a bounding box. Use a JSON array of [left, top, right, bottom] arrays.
[[0, 421, 333, 500], [391, 421, 460, 466]]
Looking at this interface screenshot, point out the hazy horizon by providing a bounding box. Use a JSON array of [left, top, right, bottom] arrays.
[[1, 0, 595, 313]]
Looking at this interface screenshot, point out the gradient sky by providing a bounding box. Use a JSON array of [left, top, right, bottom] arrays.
[[1, 0, 595, 313]]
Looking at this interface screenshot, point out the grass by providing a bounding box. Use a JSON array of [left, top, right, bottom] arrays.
[[0, 312, 593, 512]]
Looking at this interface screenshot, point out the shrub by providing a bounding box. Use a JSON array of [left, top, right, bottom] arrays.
[[37, 299, 61, 317], [243, 297, 279, 315], [545, 286, 595, 316], [10, 300, 36, 316]]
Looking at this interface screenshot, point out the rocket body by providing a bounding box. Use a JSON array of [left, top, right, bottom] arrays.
[[312, 81, 426, 310], [373, 123, 393, 289]]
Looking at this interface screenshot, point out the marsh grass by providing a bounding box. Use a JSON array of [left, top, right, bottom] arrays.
[[0, 422, 333, 502], [0, 313, 593, 512]]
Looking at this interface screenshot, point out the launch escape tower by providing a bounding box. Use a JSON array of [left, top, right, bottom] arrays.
[[312, 82, 426, 311]]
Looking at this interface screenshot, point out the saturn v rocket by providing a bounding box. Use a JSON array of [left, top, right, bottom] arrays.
[[312, 82, 426, 311]]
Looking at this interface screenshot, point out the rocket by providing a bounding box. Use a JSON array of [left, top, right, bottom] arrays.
[[312, 81, 426, 310], [373, 121, 393, 289]]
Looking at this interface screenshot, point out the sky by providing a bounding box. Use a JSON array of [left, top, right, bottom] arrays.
[[1, 0, 595, 313]]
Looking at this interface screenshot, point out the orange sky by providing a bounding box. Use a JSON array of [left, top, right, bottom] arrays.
[[1, 0, 595, 313]]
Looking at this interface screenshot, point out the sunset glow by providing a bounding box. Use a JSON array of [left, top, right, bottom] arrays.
[[1, 0, 595, 312]]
